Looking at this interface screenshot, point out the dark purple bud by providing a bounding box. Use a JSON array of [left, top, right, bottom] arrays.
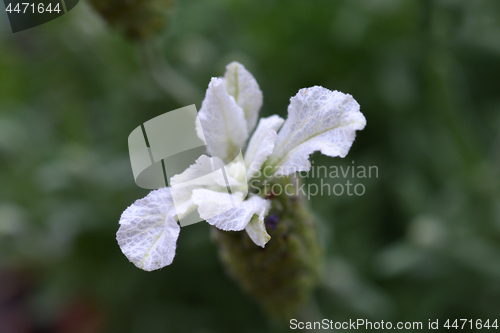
[[265, 214, 280, 230]]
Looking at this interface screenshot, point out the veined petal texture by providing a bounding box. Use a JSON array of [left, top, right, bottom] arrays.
[[224, 62, 263, 134], [196, 78, 248, 162], [270, 86, 366, 176], [192, 190, 269, 232], [244, 115, 284, 179], [117, 188, 180, 271]]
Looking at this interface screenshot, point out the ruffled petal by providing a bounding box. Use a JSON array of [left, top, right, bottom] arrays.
[[244, 115, 284, 179], [169, 153, 249, 219], [269, 86, 366, 176], [192, 190, 269, 232], [245, 212, 271, 248], [117, 188, 180, 271], [169, 154, 215, 218], [224, 62, 263, 133], [196, 78, 248, 162]]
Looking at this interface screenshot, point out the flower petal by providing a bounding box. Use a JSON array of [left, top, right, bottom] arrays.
[[192, 190, 269, 232], [224, 62, 263, 133], [245, 212, 271, 248], [169, 153, 249, 220], [191, 189, 243, 226], [117, 188, 180, 271], [269, 86, 366, 176], [244, 115, 284, 179], [169, 154, 217, 218], [196, 78, 248, 162], [170, 155, 215, 187]]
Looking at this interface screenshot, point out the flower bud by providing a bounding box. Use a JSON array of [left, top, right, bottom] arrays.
[[211, 178, 322, 322]]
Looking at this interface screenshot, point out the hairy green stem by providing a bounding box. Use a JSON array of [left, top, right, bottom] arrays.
[[211, 178, 322, 323]]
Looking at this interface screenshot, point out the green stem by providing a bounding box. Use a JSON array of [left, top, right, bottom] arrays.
[[211, 177, 323, 323]]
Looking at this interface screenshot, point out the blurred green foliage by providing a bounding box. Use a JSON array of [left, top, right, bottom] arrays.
[[1, 0, 500, 332], [87, 0, 175, 40]]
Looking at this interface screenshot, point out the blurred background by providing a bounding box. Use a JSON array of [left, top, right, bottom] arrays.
[[1, 0, 500, 332]]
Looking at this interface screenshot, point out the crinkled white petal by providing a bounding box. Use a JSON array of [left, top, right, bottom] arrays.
[[245, 212, 271, 248], [170, 155, 215, 187], [117, 188, 180, 271], [191, 189, 243, 227], [269, 86, 366, 176], [224, 62, 263, 133], [170, 155, 213, 217], [217, 152, 249, 199], [169, 154, 234, 219], [195, 116, 207, 144], [196, 78, 249, 162], [192, 190, 269, 232], [209, 153, 247, 189], [224, 159, 248, 187], [244, 115, 284, 179]]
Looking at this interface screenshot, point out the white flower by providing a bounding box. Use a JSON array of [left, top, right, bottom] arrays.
[[117, 62, 366, 271]]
